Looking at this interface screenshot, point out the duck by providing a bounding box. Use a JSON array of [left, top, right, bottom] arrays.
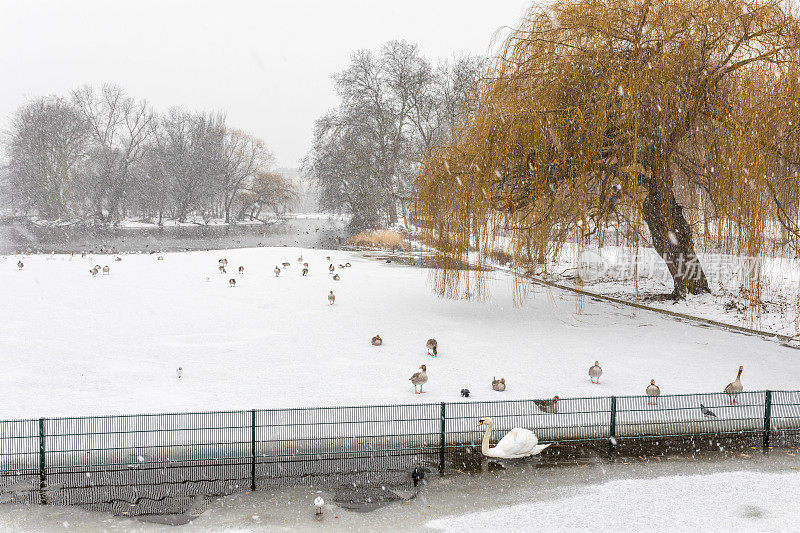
[[282, 262, 290, 268], [298, 255, 303, 263], [328, 291, 335, 305], [646, 379, 661, 405], [412, 467, 425, 487], [16, 260, 23, 269], [534, 396, 560, 413], [114, 256, 122, 262], [460, 388, 470, 398], [426, 339, 438, 357], [345, 262, 352, 267], [477, 417, 551, 458], [409, 365, 428, 394], [724, 366, 743, 404], [371, 335, 383, 346], [491, 377, 506, 391], [589, 361, 602, 384], [274, 266, 280, 277]]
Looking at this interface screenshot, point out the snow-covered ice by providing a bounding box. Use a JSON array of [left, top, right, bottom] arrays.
[[0, 247, 798, 419]]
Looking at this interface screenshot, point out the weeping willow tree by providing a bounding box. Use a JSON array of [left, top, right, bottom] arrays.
[[414, 0, 800, 303]]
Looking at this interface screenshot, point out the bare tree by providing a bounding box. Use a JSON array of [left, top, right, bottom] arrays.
[[7, 96, 88, 219], [218, 129, 273, 223], [72, 85, 153, 221]]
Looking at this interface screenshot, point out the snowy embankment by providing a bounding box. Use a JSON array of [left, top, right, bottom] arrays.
[[1, 247, 798, 420], [427, 470, 800, 532]]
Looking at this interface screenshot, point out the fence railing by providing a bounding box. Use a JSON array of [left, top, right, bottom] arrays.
[[0, 390, 798, 515]]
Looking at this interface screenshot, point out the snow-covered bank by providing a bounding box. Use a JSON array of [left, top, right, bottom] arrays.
[[1, 247, 798, 419], [427, 470, 800, 532]]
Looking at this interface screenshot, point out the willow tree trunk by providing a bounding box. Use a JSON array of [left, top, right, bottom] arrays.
[[642, 178, 710, 299]]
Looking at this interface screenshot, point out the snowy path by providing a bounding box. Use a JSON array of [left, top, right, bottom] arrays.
[[1, 247, 798, 420]]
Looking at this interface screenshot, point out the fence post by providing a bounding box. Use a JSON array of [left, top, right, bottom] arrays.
[[439, 402, 446, 476], [38, 417, 46, 505], [609, 396, 617, 455], [250, 409, 256, 491], [763, 390, 772, 451]]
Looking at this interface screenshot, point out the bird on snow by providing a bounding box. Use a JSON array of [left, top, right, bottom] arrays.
[[329, 264, 335, 274], [238, 266, 244, 274], [426, 339, 438, 357], [410, 365, 428, 394], [282, 262, 290, 268], [302, 267, 308, 276], [274, 266, 281, 277], [157, 256, 164, 260], [219, 265, 226, 274], [492, 377, 506, 391], [328, 291, 335, 305], [339, 263, 346, 269], [534, 396, 560, 413], [303, 262, 309, 268], [114, 256, 122, 262], [412, 467, 425, 487], [646, 379, 661, 405], [460, 388, 470, 398], [314, 496, 324, 518], [724, 366, 743, 404], [102, 265, 110, 275], [16, 260, 23, 269], [371, 335, 383, 346], [700, 404, 717, 418], [298, 255, 303, 263], [177, 367, 183, 378], [333, 274, 340, 280], [229, 278, 236, 287], [90, 267, 99, 276], [326, 256, 331, 261], [589, 361, 602, 384], [345, 262, 351, 267]]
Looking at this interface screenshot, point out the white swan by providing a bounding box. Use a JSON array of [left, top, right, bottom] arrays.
[[478, 417, 551, 458]]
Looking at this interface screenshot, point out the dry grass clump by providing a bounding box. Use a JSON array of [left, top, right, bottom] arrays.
[[346, 229, 409, 251]]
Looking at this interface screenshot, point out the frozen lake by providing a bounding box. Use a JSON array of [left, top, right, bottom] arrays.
[[0, 447, 797, 531]]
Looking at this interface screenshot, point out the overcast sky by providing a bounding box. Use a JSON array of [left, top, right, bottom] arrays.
[[0, 0, 529, 168]]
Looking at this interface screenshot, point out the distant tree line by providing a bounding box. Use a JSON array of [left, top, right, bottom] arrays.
[[304, 40, 485, 230], [2, 85, 297, 224]]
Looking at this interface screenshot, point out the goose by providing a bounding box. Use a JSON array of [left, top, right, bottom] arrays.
[[492, 377, 506, 391], [94, 264, 102, 271], [102, 265, 110, 275], [176, 367, 183, 378], [238, 266, 244, 274], [314, 496, 324, 517], [534, 396, 560, 413], [426, 339, 438, 357], [218, 258, 227, 265], [646, 379, 661, 405], [90, 267, 99, 276], [333, 274, 340, 280], [81, 252, 87, 258], [410, 365, 428, 394], [219, 265, 226, 274], [16, 260, 23, 269], [338, 263, 346, 269], [477, 417, 551, 458], [298, 255, 303, 263], [589, 361, 602, 384], [274, 266, 281, 277], [724, 366, 743, 404], [282, 262, 290, 268], [328, 291, 335, 305], [371, 335, 383, 346], [229, 278, 236, 287], [114, 256, 122, 262], [303, 262, 309, 268], [329, 264, 335, 274], [302, 267, 308, 276], [345, 262, 351, 267], [412, 467, 425, 487], [157, 256, 164, 261], [326, 256, 331, 261]]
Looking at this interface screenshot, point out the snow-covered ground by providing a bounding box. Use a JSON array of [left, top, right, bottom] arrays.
[[1, 247, 798, 419], [526, 243, 800, 338]]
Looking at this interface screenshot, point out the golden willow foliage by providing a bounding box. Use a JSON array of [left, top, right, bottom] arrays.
[[414, 0, 800, 307]]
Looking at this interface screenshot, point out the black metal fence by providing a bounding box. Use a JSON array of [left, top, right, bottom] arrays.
[[0, 390, 798, 515]]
